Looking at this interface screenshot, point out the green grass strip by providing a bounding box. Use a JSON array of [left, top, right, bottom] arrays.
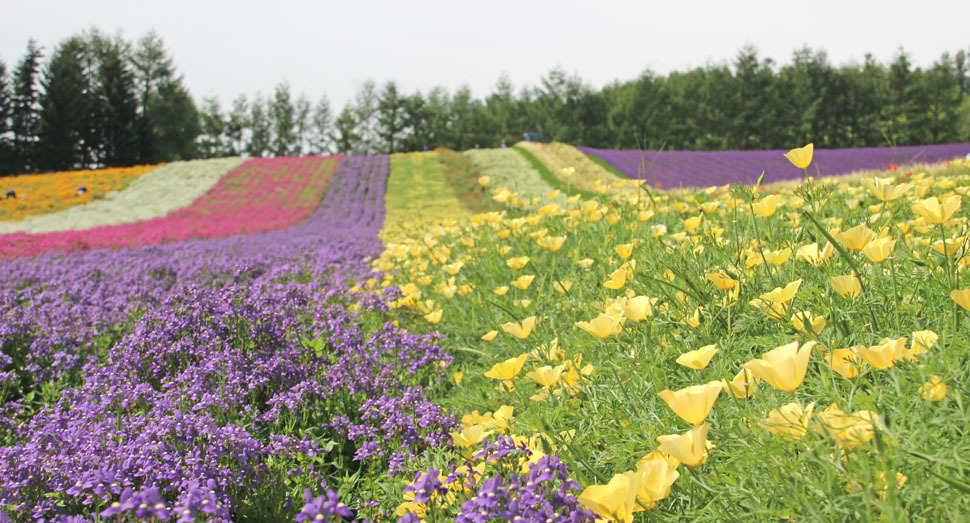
[[583, 150, 630, 180], [512, 145, 598, 200]]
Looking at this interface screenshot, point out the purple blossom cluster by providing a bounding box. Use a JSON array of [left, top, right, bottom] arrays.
[[396, 437, 597, 523], [0, 156, 455, 521], [579, 143, 970, 188]]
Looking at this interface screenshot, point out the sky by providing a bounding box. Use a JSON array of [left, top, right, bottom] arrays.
[[2, 0, 967, 111]]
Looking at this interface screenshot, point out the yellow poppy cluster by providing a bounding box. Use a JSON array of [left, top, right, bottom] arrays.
[[374, 145, 968, 520]]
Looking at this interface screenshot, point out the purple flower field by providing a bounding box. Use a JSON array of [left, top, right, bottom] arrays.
[[0, 155, 459, 521], [578, 143, 970, 188]]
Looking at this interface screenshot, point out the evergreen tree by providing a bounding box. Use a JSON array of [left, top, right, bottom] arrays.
[[307, 94, 333, 155], [332, 105, 358, 154], [150, 82, 199, 160], [269, 82, 296, 156], [0, 57, 14, 175], [95, 37, 140, 167], [37, 37, 88, 171], [293, 93, 311, 155], [400, 92, 430, 152], [11, 39, 43, 172], [377, 81, 407, 153], [225, 94, 249, 156], [197, 95, 226, 158], [246, 95, 270, 157], [352, 80, 379, 154]]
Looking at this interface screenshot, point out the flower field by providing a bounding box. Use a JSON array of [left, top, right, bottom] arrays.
[[579, 143, 970, 189], [2, 144, 970, 521], [0, 158, 244, 234], [0, 156, 337, 259], [0, 164, 159, 223]]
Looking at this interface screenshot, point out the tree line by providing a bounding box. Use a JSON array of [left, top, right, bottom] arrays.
[[2, 30, 969, 176]]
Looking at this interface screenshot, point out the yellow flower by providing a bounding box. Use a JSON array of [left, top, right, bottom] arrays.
[[760, 278, 802, 304], [919, 376, 947, 401], [453, 371, 463, 385], [722, 368, 758, 398], [575, 313, 623, 339], [830, 274, 862, 299], [791, 311, 826, 336], [749, 298, 787, 320], [506, 256, 530, 269], [752, 194, 783, 218], [538, 235, 566, 251], [784, 143, 814, 169], [614, 243, 634, 259], [510, 275, 535, 290], [930, 237, 964, 255], [951, 289, 970, 311], [682, 215, 703, 233], [622, 296, 656, 322], [855, 341, 896, 370], [577, 471, 643, 523], [493, 285, 509, 296], [656, 422, 712, 468], [907, 330, 938, 360], [500, 316, 537, 339], [560, 167, 575, 178], [796, 242, 834, 265], [675, 344, 718, 370], [837, 224, 876, 251], [912, 195, 961, 224], [821, 347, 860, 379], [812, 405, 877, 448], [764, 248, 792, 266], [484, 354, 528, 380], [658, 381, 724, 426], [705, 272, 738, 291], [553, 280, 573, 294], [478, 175, 490, 186], [497, 245, 513, 255], [742, 341, 815, 392], [862, 237, 896, 263], [442, 261, 464, 275], [760, 401, 815, 440], [863, 176, 912, 202], [603, 268, 628, 290], [452, 424, 491, 449], [576, 258, 594, 269], [632, 458, 680, 511], [526, 364, 566, 387], [424, 309, 443, 324]]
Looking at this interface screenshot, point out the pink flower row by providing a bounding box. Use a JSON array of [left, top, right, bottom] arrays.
[[0, 155, 344, 260]]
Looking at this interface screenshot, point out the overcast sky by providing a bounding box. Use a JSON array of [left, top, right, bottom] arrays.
[[2, 0, 967, 111]]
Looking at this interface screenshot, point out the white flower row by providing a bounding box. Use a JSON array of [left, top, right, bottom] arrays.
[[0, 158, 244, 234], [464, 148, 562, 204]]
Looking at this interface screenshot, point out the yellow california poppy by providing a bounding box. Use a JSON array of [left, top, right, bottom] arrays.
[[862, 237, 896, 263], [510, 275, 535, 290], [722, 368, 758, 398], [830, 274, 862, 299], [500, 316, 537, 339], [837, 224, 876, 251], [575, 313, 623, 338], [577, 471, 642, 523], [760, 401, 815, 440], [484, 354, 528, 381], [752, 194, 783, 218], [862, 176, 912, 202], [742, 341, 815, 392], [951, 289, 970, 311], [919, 376, 947, 401], [760, 279, 802, 304], [675, 344, 718, 370], [658, 381, 724, 426], [632, 458, 680, 511], [656, 422, 712, 468], [614, 243, 634, 259], [526, 364, 567, 387], [912, 195, 961, 224], [784, 143, 814, 169]]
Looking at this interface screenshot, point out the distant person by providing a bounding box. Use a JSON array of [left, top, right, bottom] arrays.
[[475, 144, 480, 149], [5, 189, 15, 199], [423, 145, 429, 152], [501, 140, 507, 148], [77, 185, 87, 196]]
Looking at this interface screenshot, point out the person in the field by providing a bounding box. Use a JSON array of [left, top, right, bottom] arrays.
[[5, 189, 15, 199]]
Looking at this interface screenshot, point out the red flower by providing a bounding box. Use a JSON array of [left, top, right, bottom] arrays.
[[888, 164, 898, 171]]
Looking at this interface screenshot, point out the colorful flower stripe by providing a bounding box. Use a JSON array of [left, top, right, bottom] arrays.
[[0, 158, 245, 234], [516, 141, 632, 194], [0, 164, 159, 222], [381, 151, 471, 241], [0, 155, 341, 259], [0, 155, 453, 522], [578, 143, 970, 188]]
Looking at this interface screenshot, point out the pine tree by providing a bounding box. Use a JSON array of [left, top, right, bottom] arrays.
[[197, 96, 226, 158], [0, 57, 14, 175], [377, 81, 407, 153], [307, 94, 332, 155], [332, 105, 358, 154], [37, 37, 88, 171], [131, 30, 175, 162], [225, 94, 248, 156], [246, 95, 270, 157], [270, 82, 296, 156], [11, 39, 43, 172], [96, 38, 140, 167]]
